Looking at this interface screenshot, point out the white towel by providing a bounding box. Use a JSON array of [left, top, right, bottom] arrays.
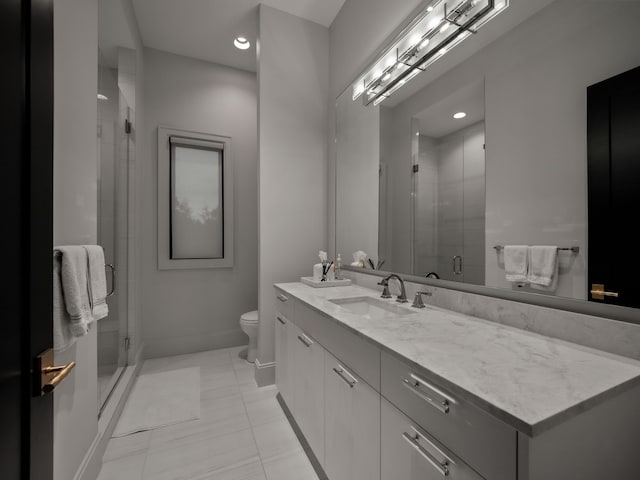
[[55, 246, 92, 337], [504, 245, 528, 283], [527, 246, 558, 287], [83, 245, 109, 322], [53, 254, 77, 352]]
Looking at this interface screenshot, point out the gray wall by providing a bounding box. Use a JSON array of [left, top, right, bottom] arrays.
[[330, 0, 640, 300], [53, 0, 99, 479], [257, 5, 329, 376], [329, 0, 424, 258], [335, 90, 379, 265], [140, 48, 258, 358]]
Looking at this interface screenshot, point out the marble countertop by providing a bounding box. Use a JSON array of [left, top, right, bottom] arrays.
[[275, 282, 640, 437]]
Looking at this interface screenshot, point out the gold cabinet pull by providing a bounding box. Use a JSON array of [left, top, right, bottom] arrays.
[[590, 284, 619, 300]]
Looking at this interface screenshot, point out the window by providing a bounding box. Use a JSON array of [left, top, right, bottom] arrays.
[[158, 127, 233, 269]]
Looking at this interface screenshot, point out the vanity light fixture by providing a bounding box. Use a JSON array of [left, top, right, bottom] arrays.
[[453, 111, 467, 119], [352, 0, 508, 106], [233, 36, 250, 50]]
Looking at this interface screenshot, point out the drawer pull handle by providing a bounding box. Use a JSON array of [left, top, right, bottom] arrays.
[[402, 429, 451, 477], [277, 316, 287, 325], [403, 373, 455, 414], [297, 334, 313, 348], [277, 294, 288, 302], [332, 365, 358, 388]]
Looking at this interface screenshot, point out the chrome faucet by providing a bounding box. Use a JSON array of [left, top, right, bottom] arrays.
[[377, 274, 408, 303]]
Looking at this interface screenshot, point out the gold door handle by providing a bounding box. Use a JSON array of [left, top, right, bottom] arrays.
[[590, 284, 619, 300], [42, 362, 76, 393], [34, 349, 76, 396]]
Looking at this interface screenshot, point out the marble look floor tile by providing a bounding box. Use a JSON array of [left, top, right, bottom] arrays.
[[98, 453, 146, 480], [252, 418, 301, 462], [262, 449, 319, 480], [103, 431, 151, 462], [149, 388, 250, 449], [242, 386, 285, 426], [143, 428, 260, 480], [219, 345, 249, 363], [192, 459, 266, 480], [139, 357, 171, 375], [233, 362, 257, 387], [201, 364, 240, 391]]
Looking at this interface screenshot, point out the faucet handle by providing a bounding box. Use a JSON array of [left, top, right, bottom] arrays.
[[412, 291, 432, 308], [377, 279, 392, 299]]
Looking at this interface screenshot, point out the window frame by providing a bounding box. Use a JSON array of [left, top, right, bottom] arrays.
[[158, 126, 234, 270]]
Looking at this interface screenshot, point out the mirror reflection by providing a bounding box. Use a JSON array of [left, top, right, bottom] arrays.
[[335, 0, 640, 309]]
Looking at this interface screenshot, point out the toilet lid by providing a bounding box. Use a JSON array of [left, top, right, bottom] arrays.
[[241, 310, 259, 323]]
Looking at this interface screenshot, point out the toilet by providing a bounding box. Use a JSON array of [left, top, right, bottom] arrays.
[[239, 310, 259, 363]]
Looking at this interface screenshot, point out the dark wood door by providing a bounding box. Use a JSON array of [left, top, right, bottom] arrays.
[[0, 0, 54, 478], [587, 65, 640, 309]]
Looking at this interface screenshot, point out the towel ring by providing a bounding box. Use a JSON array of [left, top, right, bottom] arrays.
[[105, 264, 115, 297]]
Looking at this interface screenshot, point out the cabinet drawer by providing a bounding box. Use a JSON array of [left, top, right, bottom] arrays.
[[325, 351, 380, 480], [381, 352, 515, 480], [274, 286, 294, 319], [381, 397, 484, 480], [295, 301, 380, 390]]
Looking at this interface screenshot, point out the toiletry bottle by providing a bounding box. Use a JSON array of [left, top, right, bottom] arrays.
[[334, 254, 342, 280]]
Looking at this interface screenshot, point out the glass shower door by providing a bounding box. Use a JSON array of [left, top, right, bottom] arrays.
[[97, 50, 130, 412]]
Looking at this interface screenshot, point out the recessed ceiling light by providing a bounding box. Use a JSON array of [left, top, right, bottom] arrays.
[[234, 36, 250, 50], [453, 112, 467, 119], [97, 93, 108, 101]]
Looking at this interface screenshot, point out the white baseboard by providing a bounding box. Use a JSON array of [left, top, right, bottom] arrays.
[[254, 357, 275, 387], [74, 345, 144, 480]]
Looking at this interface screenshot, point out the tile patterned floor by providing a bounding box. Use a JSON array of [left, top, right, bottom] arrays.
[[97, 346, 319, 480]]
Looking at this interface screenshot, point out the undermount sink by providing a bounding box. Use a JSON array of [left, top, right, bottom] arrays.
[[329, 296, 413, 319]]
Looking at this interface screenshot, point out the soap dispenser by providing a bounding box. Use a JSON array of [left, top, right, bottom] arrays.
[[334, 253, 342, 280]]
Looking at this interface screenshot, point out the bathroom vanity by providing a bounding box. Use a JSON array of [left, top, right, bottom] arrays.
[[274, 282, 640, 480]]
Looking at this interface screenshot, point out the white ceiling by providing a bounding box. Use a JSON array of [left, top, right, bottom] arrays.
[[415, 80, 485, 138], [99, 0, 136, 67], [130, 0, 346, 72]]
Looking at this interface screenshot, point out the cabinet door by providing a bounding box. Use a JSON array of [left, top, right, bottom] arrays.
[[292, 323, 325, 464], [325, 351, 380, 480], [275, 313, 294, 410], [381, 398, 484, 480]]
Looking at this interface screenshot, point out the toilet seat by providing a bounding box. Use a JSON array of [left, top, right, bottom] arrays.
[[240, 310, 258, 324]]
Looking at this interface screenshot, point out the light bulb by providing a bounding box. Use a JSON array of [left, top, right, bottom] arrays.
[[453, 112, 467, 119], [234, 36, 250, 50]]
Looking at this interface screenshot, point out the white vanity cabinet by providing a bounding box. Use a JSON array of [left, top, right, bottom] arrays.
[[381, 397, 484, 480], [274, 311, 294, 408], [291, 321, 325, 464], [324, 350, 380, 480], [273, 283, 640, 480], [274, 287, 295, 409]]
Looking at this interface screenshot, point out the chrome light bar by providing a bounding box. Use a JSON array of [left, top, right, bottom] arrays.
[[352, 0, 508, 106]]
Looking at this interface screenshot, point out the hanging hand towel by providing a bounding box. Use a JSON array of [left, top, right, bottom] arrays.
[[55, 246, 92, 337], [83, 245, 109, 322], [504, 245, 528, 283], [53, 253, 77, 352], [527, 246, 558, 287]]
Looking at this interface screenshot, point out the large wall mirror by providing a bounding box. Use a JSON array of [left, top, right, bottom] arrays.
[[335, 0, 640, 322]]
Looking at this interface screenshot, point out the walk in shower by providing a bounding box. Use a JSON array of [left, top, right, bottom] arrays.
[[96, 47, 134, 412]]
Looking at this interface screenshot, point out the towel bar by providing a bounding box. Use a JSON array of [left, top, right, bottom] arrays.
[[105, 264, 115, 297], [53, 250, 116, 297], [493, 245, 579, 254]]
